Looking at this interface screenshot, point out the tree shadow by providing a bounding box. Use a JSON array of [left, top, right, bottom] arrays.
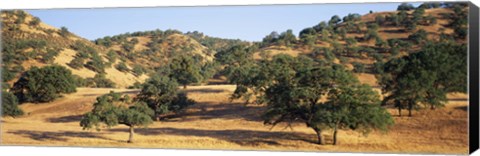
[[454, 106, 468, 111], [8, 130, 118, 142], [46, 115, 84, 123], [108, 127, 316, 146], [185, 88, 226, 94], [170, 102, 265, 122], [448, 98, 468, 102], [380, 29, 405, 33]]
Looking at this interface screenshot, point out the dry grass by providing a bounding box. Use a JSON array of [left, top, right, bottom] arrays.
[[1, 85, 469, 154]]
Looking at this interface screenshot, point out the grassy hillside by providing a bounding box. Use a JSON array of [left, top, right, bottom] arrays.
[[1, 10, 147, 88]]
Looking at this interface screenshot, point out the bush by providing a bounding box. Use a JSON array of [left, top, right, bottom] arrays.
[[68, 57, 85, 69], [11, 65, 77, 103], [85, 74, 116, 88], [352, 62, 365, 73], [132, 65, 145, 76], [2, 91, 24, 117], [60, 26, 70, 37], [115, 62, 129, 72]]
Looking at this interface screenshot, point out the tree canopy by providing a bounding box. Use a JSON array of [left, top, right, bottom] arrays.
[[135, 76, 195, 120], [80, 91, 154, 143], [379, 42, 467, 116], [11, 65, 77, 103]]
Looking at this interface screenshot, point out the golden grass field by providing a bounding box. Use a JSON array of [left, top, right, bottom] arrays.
[[0, 81, 469, 154]]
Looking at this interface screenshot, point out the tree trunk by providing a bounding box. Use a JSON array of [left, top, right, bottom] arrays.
[[430, 104, 435, 110], [127, 126, 134, 143], [408, 103, 412, 117], [183, 85, 187, 89], [314, 129, 323, 145], [398, 107, 402, 117], [333, 126, 338, 145]]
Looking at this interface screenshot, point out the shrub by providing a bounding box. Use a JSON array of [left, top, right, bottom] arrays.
[[60, 26, 70, 37], [352, 62, 365, 73], [11, 65, 77, 103], [85, 74, 116, 88], [2, 91, 24, 117], [115, 62, 129, 72]]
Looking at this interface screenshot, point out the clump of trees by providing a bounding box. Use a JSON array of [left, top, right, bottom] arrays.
[[135, 76, 195, 120], [80, 91, 154, 143], [166, 54, 203, 89], [378, 42, 467, 116], [11, 65, 77, 103]]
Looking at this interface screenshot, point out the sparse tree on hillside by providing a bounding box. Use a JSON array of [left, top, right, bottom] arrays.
[[397, 3, 415, 11], [132, 65, 145, 77], [299, 28, 317, 47], [85, 53, 106, 73], [408, 29, 428, 44], [115, 62, 129, 72], [68, 57, 85, 69], [28, 17, 41, 27], [135, 76, 195, 120], [11, 65, 77, 103], [329, 15, 342, 26], [352, 62, 365, 73], [60, 26, 70, 37], [85, 74, 116, 88], [279, 29, 297, 48], [80, 92, 154, 143]]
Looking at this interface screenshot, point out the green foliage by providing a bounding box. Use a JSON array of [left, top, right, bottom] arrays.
[[85, 53, 106, 73], [278, 29, 297, 47], [132, 65, 146, 77], [80, 92, 154, 143], [397, 3, 415, 11], [85, 74, 116, 88], [364, 28, 379, 42], [68, 57, 85, 69], [115, 62, 129, 72], [106, 50, 117, 64], [59, 26, 70, 37], [262, 63, 393, 145], [379, 42, 467, 116], [352, 62, 365, 73], [299, 29, 317, 47], [329, 15, 342, 26], [342, 13, 361, 23], [135, 76, 195, 119], [28, 17, 41, 26], [419, 2, 442, 9], [42, 48, 60, 63], [408, 29, 428, 44], [316, 84, 394, 145], [167, 55, 203, 88], [11, 65, 77, 103], [2, 90, 24, 117], [122, 43, 134, 52], [261, 31, 280, 47]]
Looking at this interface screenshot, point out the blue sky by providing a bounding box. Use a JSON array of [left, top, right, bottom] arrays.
[[26, 3, 419, 42]]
